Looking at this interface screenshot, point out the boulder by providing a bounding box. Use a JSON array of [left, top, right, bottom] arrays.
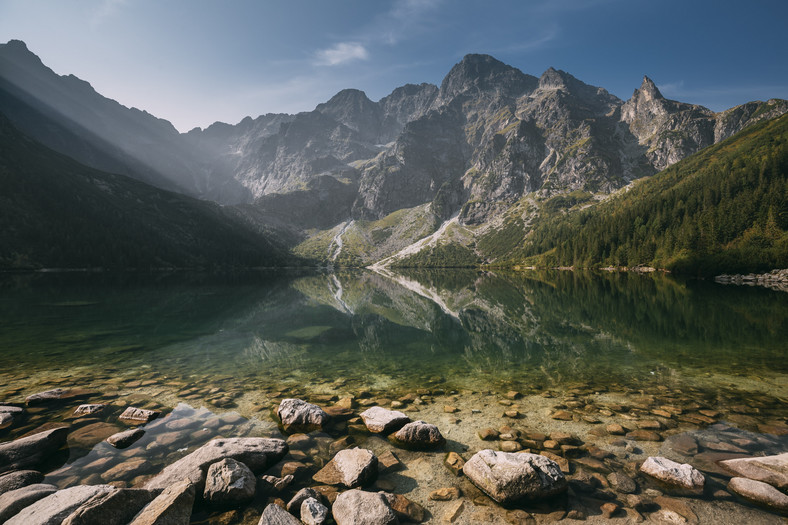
[[332, 489, 398, 525], [276, 399, 329, 433], [313, 448, 378, 488], [129, 479, 195, 525], [0, 483, 58, 523], [73, 404, 106, 417], [728, 477, 788, 513], [61, 488, 159, 525], [258, 502, 300, 524], [0, 469, 43, 496], [720, 453, 788, 490], [5, 484, 115, 525], [119, 407, 161, 424], [391, 421, 445, 450], [107, 428, 145, 449], [301, 497, 329, 525], [204, 458, 256, 503], [359, 407, 410, 434], [462, 450, 567, 504], [0, 426, 69, 474], [639, 456, 705, 495], [145, 437, 287, 491]]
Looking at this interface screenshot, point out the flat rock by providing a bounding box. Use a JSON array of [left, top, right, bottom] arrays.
[[627, 429, 662, 441], [277, 398, 329, 433], [359, 407, 410, 434], [24, 388, 66, 405], [62, 488, 158, 525], [728, 477, 788, 513], [258, 503, 300, 524], [332, 489, 398, 525], [720, 452, 788, 490], [463, 450, 567, 504], [5, 484, 115, 525], [69, 422, 123, 449], [0, 426, 69, 474], [301, 497, 329, 525], [313, 448, 378, 488], [391, 421, 445, 450], [607, 471, 637, 494], [107, 428, 145, 448], [145, 437, 287, 492], [129, 479, 195, 525], [640, 456, 705, 495], [0, 469, 44, 496], [119, 407, 160, 424], [204, 458, 256, 503], [0, 483, 58, 523], [73, 404, 106, 417]]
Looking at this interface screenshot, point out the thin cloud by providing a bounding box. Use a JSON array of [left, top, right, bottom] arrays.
[[90, 0, 127, 29], [314, 42, 369, 66]]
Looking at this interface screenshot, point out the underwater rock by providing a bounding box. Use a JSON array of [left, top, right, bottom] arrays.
[[359, 406, 410, 434], [106, 428, 145, 449], [313, 448, 378, 488], [204, 458, 256, 503], [382, 492, 426, 522], [463, 450, 567, 504], [276, 399, 329, 433], [73, 404, 106, 417], [332, 489, 398, 525], [639, 456, 705, 495]]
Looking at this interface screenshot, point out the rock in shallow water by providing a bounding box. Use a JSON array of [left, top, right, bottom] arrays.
[[462, 450, 567, 504], [391, 421, 445, 450], [332, 489, 398, 525], [728, 477, 788, 513], [119, 407, 160, 424], [106, 427, 145, 449], [639, 456, 705, 495], [204, 458, 256, 503], [0, 426, 69, 474], [62, 487, 158, 525], [277, 398, 329, 433], [720, 453, 788, 490], [313, 448, 378, 488], [359, 406, 410, 434]]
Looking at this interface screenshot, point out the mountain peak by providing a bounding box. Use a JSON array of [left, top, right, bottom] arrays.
[[638, 76, 663, 102], [438, 53, 537, 102]]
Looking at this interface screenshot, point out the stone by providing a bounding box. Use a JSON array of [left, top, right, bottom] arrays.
[[638, 420, 663, 430], [654, 496, 699, 524], [260, 474, 294, 492], [600, 502, 619, 518], [728, 477, 788, 513], [24, 388, 67, 405], [102, 458, 152, 482], [0, 469, 44, 496], [720, 452, 788, 490], [359, 406, 410, 434], [329, 436, 355, 456], [666, 433, 699, 456], [258, 503, 300, 524], [445, 451, 465, 476], [626, 429, 662, 441], [73, 404, 106, 417], [0, 426, 69, 474], [0, 412, 14, 429], [429, 487, 461, 500], [277, 398, 329, 433], [506, 391, 522, 400], [145, 437, 287, 491], [280, 461, 308, 478], [442, 500, 464, 523], [639, 457, 705, 495], [107, 427, 145, 448], [378, 451, 403, 472], [539, 451, 569, 474], [463, 450, 567, 504], [313, 448, 378, 488], [287, 487, 322, 515], [0, 483, 58, 523], [382, 492, 426, 522], [5, 484, 115, 525], [129, 480, 195, 525], [478, 427, 499, 440], [119, 407, 160, 424], [69, 422, 123, 449], [607, 471, 637, 494], [332, 489, 398, 525], [391, 421, 445, 450], [61, 488, 158, 525], [286, 433, 314, 449], [301, 497, 329, 525], [443, 405, 459, 413], [500, 440, 522, 452], [204, 458, 256, 503], [551, 410, 573, 421]]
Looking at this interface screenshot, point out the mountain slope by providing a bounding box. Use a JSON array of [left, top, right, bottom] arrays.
[[0, 113, 288, 270]]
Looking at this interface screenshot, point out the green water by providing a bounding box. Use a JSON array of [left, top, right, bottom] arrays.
[[1, 269, 786, 399]]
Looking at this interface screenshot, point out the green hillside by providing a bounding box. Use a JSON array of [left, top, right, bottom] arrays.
[[491, 113, 788, 275], [0, 114, 289, 270]]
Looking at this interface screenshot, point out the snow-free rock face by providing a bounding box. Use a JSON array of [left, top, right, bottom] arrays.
[[639, 456, 705, 495], [462, 450, 567, 504]]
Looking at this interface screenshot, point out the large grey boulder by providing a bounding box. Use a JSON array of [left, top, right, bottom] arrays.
[[391, 421, 445, 450], [258, 503, 300, 524], [129, 480, 195, 525], [0, 469, 43, 496], [463, 450, 567, 504], [203, 458, 256, 503], [145, 437, 287, 491], [359, 407, 410, 434], [62, 488, 159, 525], [0, 426, 69, 474], [640, 456, 705, 495], [332, 489, 399, 525], [728, 477, 788, 513], [5, 484, 115, 525], [720, 453, 788, 490], [313, 448, 378, 488], [0, 483, 58, 522], [276, 398, 329, 433]]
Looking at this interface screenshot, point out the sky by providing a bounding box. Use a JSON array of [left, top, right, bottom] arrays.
[[1, 0, 786, 132]]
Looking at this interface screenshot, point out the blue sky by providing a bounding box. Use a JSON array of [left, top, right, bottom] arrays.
[[1, 0, 786, 132]]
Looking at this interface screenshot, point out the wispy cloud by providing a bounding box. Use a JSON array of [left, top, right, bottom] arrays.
[[314, 42, 369, 66]]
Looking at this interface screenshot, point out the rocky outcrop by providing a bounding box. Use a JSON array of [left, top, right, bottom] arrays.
[[312, 448, 378, 488], [640, 456, 705, 495], [332, 489, 399, 525], [359, 407, 410, 434], [462, 450, 567, 504], [203, 458, 256, 503], [276, 398, 330, 433], [0, 426, 68, 474]]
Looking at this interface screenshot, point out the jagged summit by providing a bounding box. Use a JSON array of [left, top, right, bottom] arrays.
[[437, 53, 538, 103], [636, 76, 664, 101]]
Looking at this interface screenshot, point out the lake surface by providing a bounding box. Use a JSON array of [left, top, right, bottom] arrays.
[[1, 269, 787, 523]]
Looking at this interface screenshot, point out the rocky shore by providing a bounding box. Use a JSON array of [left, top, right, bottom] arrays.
[[714, 269, 788, 292], [1, 384, 787, 524]]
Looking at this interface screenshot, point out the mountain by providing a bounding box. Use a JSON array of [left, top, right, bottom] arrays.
[[0, 112, 288, 270]]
